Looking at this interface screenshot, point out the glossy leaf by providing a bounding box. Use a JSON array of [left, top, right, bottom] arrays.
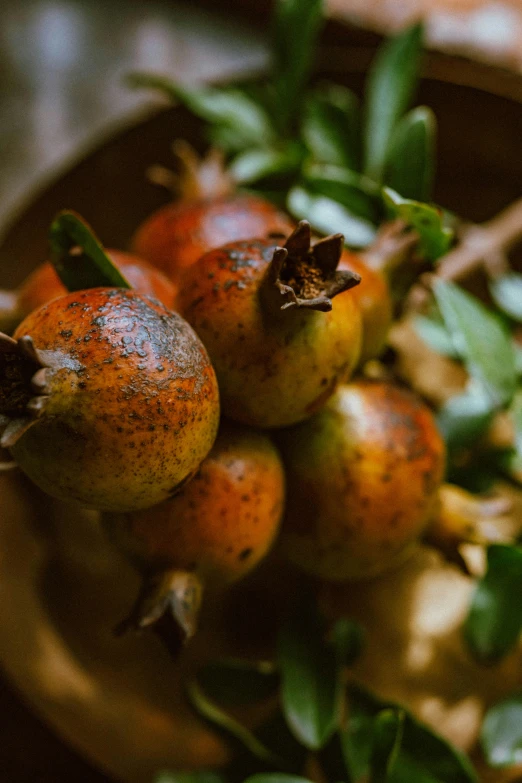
[[127, 73, 274, 148], [437, 384, 495, 454], [482, 694, 522, 767], [229, 143, 304, 185], [490, 272, 522, 322], [433, 279, 517, 408], [278, 598, 342, 750], [331, 618, 365, 668], [364, 23, 424, 181], [287, 186, 376, 248], [272, 0, 324, 132], [302, 85, 360, 169], [385, 106, 435, 201], [197, 658, 279, 706], [464, 544, 522, 664], [49, 211, 131, 291], [413, 314, 459, 357], [343, 685, 478, 783], [383, 187, 453, 261], [369, 709, 405, 783], [186, 679, 280, 765], [303, 162, 381, 221]]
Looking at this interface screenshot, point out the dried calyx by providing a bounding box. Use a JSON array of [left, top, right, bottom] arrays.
[[0, 333, 52, 449], [146, 139, 233, 201], [264, 221, 361, 313]]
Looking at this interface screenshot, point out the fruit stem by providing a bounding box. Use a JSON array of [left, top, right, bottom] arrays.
[[115, 568, 204, 646], [361, 219, 419, 278], [424, 483, 513, 574], [437, 195, 522, 282], [261, 221, 361, 316]]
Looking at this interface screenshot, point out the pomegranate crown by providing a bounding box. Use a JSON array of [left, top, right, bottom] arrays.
[[266, 221, 361, 313], [0, 333, 52, 451]]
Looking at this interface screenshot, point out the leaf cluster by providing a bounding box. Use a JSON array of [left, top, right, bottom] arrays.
[[156, 599, 478, 783], [127, 2, 451, 257]]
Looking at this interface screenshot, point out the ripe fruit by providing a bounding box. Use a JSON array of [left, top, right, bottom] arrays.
[[339, 250, 393, 364], [177, 221, 363, 428], [0, 250, 177, 334], [131, 140, 294, 279], [276, 379, 445, 580], [104, 420, 285, 638], [0, 288, 219, 512]]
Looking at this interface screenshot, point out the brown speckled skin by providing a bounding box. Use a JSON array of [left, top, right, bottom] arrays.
[[104, 420, 285, 586], [276, 380, 445, 580], [17, 250, 177, 321], [131, 193, 294, 279], [339, 250, 393, 365], [11, 289, 219, 512], [177, 239, 362, 429]]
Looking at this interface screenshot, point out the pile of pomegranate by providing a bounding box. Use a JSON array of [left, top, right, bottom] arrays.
[[1, 146, 520, 781]]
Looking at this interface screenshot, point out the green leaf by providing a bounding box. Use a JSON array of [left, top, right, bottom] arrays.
[[369, 709, 405, 783], [433, 279, 517, 407], [464, 544, 522, 664], [278, 598, 342, 750], [155, 773, 225, 783], [186, 679, 281, 765], [287, 186, 376, 248], [514, 341, 522, 376], [482, 694, 522, 767], [343, 685, 478, 783], [331, 618, 365, 668], [490, 272, 522, 322], [364, 23, 424, 181], [244, 776, 312, 783], [49, 211, 131, 291], [413, 315, 459, 357], [385, 106, 435, 201], [127, 73, 275, 149], [271, 0, 324, 133], [303, 163, 381, 221], [383, 187, 453, 261], [500, 390, 522, 483], [302, 85, 360, 169], [437, 385, 495, 453], [229, 143, 304, 185], [197, 659, 279, 707]]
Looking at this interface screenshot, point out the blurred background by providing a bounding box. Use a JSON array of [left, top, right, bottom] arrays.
[[1, 0, 522, 780]]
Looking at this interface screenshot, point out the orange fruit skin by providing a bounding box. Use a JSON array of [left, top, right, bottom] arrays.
[[276, 380, 446, 580], [339, 250, 393, 364], [105, 421, 285, 587], [17, 250, 177, 319], [11, 288, 219, 512], [177, 239, 362, 429], [131, 193, 294, 279]]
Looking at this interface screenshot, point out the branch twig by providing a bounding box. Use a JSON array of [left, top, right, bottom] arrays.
[[438, 195, 522, 281]]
